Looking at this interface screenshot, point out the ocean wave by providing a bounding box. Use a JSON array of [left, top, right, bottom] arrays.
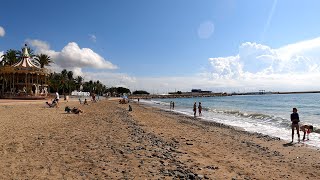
[[205, 108, 320, 134], [207, 108, 291, 125]]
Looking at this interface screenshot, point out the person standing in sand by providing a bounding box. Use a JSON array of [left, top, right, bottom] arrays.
[[290, 108, 300, 143], [193, 102, 197, 117], [198, 102, 202, 116], [55, 91, 60, 107]]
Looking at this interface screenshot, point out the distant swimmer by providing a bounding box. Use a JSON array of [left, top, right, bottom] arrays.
[[300, 125, 313, 141], [290, 108, 300, 143], [198, 102, 202, 116], [193, 102, 197, 117]]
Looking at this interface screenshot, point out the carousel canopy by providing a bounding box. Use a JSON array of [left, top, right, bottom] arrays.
[[0, 44, 49, 75], [13, 44, 38, 68]]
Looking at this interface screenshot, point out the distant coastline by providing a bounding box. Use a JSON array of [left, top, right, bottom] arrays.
[[233, 90, 320, 96], [129, 90, 320, 99]]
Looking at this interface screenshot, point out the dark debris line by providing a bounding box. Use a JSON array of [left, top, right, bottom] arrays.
[[117, 109, 209, 179]]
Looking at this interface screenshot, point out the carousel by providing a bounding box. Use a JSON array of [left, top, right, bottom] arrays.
[[0, 45, 50, 99]]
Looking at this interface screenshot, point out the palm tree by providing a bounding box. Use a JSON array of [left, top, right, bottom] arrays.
[[60, 69, 68, 95], [34, 54, 53, 68], [48, 73, 61, 92], [95, 80, 103, 95], [67, 71, 74, 94], [75, 76, 83, 91], [1, 49, 19, 66]]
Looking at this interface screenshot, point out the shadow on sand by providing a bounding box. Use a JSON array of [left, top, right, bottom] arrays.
[[283, 142, 294, 147]]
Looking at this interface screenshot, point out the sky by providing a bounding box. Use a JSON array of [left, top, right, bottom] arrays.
[[1, 0, 320, 93]]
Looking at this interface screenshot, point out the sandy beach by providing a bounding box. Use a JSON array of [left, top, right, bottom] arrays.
[[0, 98, 319, 179]]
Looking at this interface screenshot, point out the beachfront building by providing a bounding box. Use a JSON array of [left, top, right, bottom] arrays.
[[0, 45, 50, 99]]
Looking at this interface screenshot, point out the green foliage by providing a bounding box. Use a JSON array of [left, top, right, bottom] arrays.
[[34, 54, 53, 68], [132, 90, 150, 95], [1, 47, 127, 96], [106, 87, 131, 95], [1, 49, 19, 66], [1, 46, 53, 68]]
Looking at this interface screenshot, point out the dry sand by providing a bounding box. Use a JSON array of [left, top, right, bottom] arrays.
[[0, 98, 319, 179]]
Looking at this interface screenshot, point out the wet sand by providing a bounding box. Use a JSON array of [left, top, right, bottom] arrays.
[[0, 99, 319, 179]]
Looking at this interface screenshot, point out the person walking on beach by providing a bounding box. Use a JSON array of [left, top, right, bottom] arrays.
[[291, 108, 300, 143], [172, 101, 175, 110], [55, 91, 60, 108], [198, 102, 202, 116], [193, 102, 197, 117]]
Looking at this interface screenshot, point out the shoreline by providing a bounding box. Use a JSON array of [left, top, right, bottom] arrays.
[[138, 97, 320, 149], [0, 99, 319, 179], [127, 101, 320, 179], [143, 102, 318, 143]]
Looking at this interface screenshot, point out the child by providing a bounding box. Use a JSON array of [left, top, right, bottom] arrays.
[[83, 98, 89, 105], [300, 125, 314, 141]]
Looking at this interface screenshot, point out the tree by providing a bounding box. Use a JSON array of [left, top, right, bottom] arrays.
[[117, 87, 131, 94], [75, 76, 84, 91], [46, 69, 109, 96], [67, 71, 74, 94], [132, 90, 150, 95], [34, 54, 53, 68], [1, 49, 19, 66], [60, 69, 68, 95], [48, 73, 61, 92]]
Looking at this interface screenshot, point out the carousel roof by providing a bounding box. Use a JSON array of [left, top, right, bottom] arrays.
[[12, 45, 38, 68], [0, 44, 50, 75]]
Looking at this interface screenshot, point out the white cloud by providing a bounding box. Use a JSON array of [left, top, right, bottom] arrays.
[[0, 26, 5, 37], [22, 37, 320, 93], [26, 39, 50, 50], [27, 39, 117, 72], [0, 51, 3, 61], [89, 34, 97, 42], [204, 36, 320, 92]]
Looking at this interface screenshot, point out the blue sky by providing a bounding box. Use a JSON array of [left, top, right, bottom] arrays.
[[2, 0, 320, 93]]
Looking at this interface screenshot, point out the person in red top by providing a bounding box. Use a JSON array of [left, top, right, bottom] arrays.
[[300, 125, 313, 141], [290, 108, 300, 143]]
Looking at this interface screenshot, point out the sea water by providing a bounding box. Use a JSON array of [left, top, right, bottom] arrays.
[[138, 93, 320, 148]]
